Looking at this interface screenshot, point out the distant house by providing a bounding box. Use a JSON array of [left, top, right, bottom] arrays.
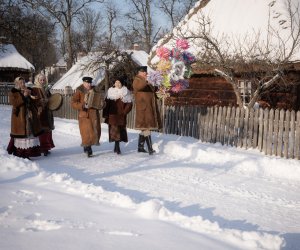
[[0, 43, 35, 83], [149, 0, 300, 110], [51, 46, 151, 93]]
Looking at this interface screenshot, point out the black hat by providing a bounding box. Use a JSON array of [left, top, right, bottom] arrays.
[[82, 76, 93, 83], [137, 66, 147, 72]]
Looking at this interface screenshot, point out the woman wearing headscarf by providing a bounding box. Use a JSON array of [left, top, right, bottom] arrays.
[[31, 73, 55, 156], [103, 78, 133, 154], [7, 76, 43, 159]]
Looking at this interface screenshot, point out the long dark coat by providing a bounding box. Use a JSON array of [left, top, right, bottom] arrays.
[[9, 87, 43, 138], [103, 98, 132, 126], [132, 75, 162, 130], [71, 85, 101, 147], [103, 96, 133, 142], [31, 86, 54, 131]]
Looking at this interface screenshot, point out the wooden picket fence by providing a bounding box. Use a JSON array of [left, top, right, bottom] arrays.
[[1, 87, 299, 159], [0, 83, 14, 105], [163, 105, 300, 159]]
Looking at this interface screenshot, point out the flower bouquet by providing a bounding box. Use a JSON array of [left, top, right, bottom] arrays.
[[148, 38, 196, 99]]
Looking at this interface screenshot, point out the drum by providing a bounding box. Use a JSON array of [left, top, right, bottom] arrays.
[[48, 93, 63, 111]]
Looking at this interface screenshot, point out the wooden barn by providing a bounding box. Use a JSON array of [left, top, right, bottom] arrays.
[[166, 63, 300, 111], [148, 0, 300, 110], [0, 43, 35, 83]]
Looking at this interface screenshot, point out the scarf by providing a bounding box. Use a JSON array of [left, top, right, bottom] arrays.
[[106, 86, 132, 103]]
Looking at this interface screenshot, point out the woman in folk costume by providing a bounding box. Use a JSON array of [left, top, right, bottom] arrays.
[[103, 78, 133, 154], [7, 76, 43, 159], [71, 76, 101, 157], [31, 73, 55, 156]]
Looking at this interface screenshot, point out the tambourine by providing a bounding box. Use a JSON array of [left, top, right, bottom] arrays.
[[48, 93, 63, 111]]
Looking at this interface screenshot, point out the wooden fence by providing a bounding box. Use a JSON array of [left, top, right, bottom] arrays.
[[1, 86, 299, 160], [164, 105, 300, 159], [0, 83, 14, 105]]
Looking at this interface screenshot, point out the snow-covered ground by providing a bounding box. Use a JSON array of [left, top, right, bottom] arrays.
[[0, 104, 299, 250]]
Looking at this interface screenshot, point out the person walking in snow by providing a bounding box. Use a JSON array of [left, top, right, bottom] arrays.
[[31, 73, 55, 156], [7, 76, 43, 159], [103, 78, 133, 154], [71, 76, 102, 157], [132, 66, 162, 155]]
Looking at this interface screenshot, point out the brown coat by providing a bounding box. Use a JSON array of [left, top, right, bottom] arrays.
[[103, 98, 132, 126], [71, 85, 101, 147], [9, 87, 43, 138], [31, 87, 54, 131], [132, 75, 162, 130]]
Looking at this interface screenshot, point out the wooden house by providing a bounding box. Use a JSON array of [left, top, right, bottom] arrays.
[[148, 0, 300, 110], [51, 46, 151, 93], [166, 63, 300, 110], [0, 43, 35, 82]]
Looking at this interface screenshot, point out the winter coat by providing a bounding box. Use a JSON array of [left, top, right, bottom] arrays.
[[31, 86, 54, 131], [132, 75, 162, 130], [9, 87, 43, 138], [71, 85, 101, 147], [103, 86, 133, 126]]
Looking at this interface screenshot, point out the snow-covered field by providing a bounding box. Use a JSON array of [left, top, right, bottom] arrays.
[[0, 105, 299, 250]]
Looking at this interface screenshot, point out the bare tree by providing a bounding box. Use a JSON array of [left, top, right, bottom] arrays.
[[125, 0, 155, 53], [151, 0, 300, 108], [156, 0, 198, 28], [76, 7, 102, 53], [0, 0, 57, 72], [23, 0, 104, 70]]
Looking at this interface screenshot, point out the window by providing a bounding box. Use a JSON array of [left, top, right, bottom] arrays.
[[238, 80, 252, 105]]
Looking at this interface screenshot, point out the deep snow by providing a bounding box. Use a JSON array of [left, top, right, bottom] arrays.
[[0, 105, 300, 250]]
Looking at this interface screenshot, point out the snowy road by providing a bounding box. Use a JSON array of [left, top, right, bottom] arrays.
[[1, 105, 300, 250]]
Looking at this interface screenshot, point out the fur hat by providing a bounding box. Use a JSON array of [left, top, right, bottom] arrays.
[[137, 66, 147, 73], [82, 76, 93, 83]]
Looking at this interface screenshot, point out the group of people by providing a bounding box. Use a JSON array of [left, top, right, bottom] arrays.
[[7, 66, 161, 159], [71, 65, 162, 157], [7, 74, 55, 159]]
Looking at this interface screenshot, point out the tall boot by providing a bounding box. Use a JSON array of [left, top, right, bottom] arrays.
[[138, 134, 147, 153], [115, 141, 121, 154], [87, 146, 93, 157], [145, 135, 155, 155]]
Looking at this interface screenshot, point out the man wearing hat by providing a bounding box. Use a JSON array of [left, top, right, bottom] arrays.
[[132, 66, 162, 155], [71, 76, 101, 157]]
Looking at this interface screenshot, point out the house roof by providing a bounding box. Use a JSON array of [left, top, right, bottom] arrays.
[[0, 44, 35, 72], [52, 50, 151, 90], [149, 0, 300, 65]]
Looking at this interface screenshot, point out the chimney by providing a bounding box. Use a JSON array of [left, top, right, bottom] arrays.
[[133, 43, 140, 51]]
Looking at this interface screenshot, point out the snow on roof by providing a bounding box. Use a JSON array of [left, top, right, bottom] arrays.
[[149, 0, 300, 65], [52, 50, 151, 90], [55, 57, 67, 68], [0, 44, 35, 71]]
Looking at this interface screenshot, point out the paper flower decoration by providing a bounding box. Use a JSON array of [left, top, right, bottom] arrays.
[[156, 46, 171, 60], [149, 38, 196, 99], [148, 71, 163, 86], [170, 79, 189, 93], [176, 39, 190, 50]]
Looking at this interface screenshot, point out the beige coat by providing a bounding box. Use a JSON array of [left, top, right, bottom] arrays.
[[71, 85, 101, 147], [132, 75, 162, 130]]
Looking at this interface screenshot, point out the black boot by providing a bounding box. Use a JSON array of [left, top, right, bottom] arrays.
[[85, 146, 93, 157], [145, 135, 155, 155], [115, 141, 121, 154], [138, 134, 147, 153]]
